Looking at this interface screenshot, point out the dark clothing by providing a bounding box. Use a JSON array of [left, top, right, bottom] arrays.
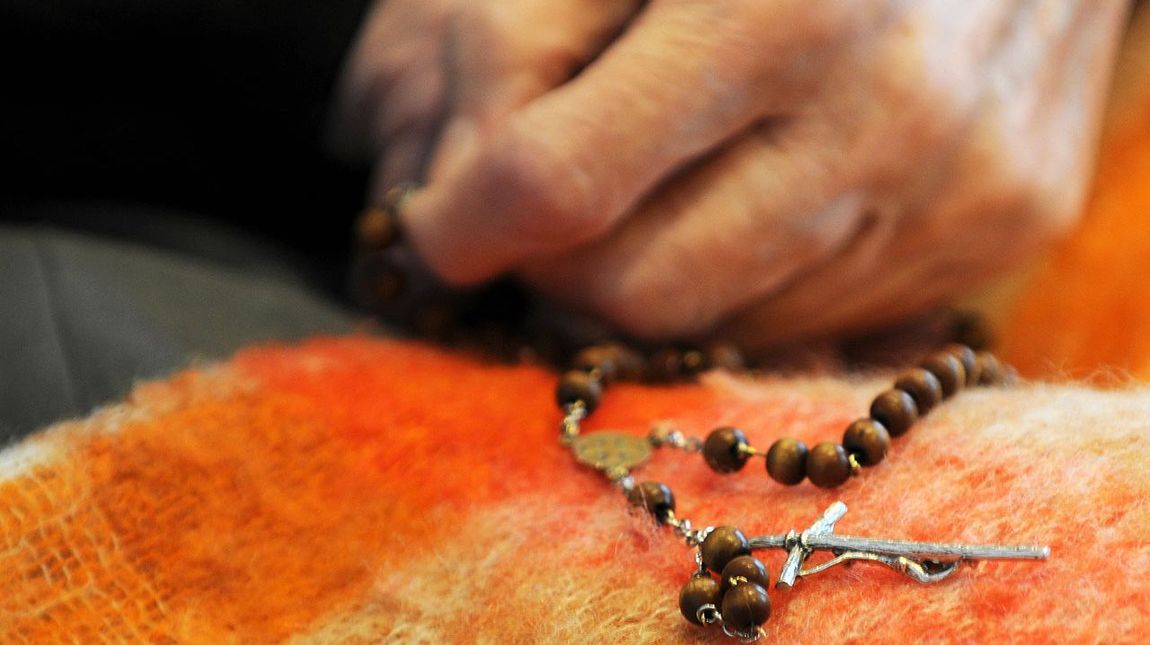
[[1, 2, 377, 440]]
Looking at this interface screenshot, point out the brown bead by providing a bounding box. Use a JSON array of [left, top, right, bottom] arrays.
[[974, 351, 1006, 386], [627, 481, 675, 522], [700, 526, 750, 573], [765, 438, 808, 486], [805, 441, 851, 489], [646, 347, 684, 382], [703, 427, 750, 473], [678, 575, 722, 626], [355, 206, 400, 251], [704, 341, 746, 372], [572, 343, 645, 383], [681, 349, 708, 377], [963, 358, 983, 386], [721, 582, 771, 632], [893, 368, 943, 415], [919, 352, 966, 397], [370, 269, 405, 301], [842, 418, 891, 467], [611, 345, 647, 381], [944, 343, 978, 386], [870, 389, 919, 437], [720, 555, 771, 595], [555, 370, 602, 414], [349, 252, 406, 307]]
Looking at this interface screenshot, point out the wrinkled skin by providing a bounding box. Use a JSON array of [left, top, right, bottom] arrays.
[[330, 0, 1130, 353]]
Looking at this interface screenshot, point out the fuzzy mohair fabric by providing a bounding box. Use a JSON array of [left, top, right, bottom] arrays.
[[6, 7, 1150, 644], [1, 337, 1150, 643]]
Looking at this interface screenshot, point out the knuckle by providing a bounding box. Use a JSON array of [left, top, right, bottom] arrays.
[[1000, 177, 1083, 247], [881, 48, 972, 138], [976, 132, 1086, 244], [939, 154, 1083, 273]]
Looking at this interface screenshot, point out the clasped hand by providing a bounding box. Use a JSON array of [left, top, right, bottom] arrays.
[[332, 0, 1127, 351]]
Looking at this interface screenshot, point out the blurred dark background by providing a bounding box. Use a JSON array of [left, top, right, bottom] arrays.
[[1, 0, 373, 268]]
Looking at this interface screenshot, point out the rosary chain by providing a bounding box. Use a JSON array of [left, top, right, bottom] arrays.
[[648, 422, 704, 453], [560, 402, 586, 443]]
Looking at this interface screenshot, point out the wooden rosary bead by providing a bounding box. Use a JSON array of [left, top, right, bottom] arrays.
[[647, 347, 685, 382], [355, 206, 400, 251], [704, 341, 746, 372], [350, 253, 406, 306], [679, 575, 722, 626], [919, 352, 966, 398], [974, 351, 1006, 385], [682, 349, 708, 377], [371, 268, 405, 301], [701, 526, 751, 573], [571, 345, 617, 382], [806, 441, 851, 488], [842, 418, 891, 467], [893, 368, 943, 415], [944, 344, 978, 386], [627, 481, 676, 522], [765, 438, 808, 486], [556, 370, 603, 414], [870, 389, 919, 437], [572, 343, 645, 383], [720, 582, 771, 632], [703, 427, 751, 473], [719, 555, 771, 595]]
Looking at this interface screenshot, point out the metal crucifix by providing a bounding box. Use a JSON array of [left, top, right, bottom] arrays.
[[738, 501, 1049, 587]]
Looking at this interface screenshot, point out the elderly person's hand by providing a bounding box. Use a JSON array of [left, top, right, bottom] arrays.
[[332, 0, 1130, 352]]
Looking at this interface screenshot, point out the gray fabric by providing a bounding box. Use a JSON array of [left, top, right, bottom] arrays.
[[0, 223, 358, 442]]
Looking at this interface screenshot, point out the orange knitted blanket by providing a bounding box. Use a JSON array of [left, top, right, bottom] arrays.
[[4, 9, 1150, 644], [2, 338, 1149, 642]]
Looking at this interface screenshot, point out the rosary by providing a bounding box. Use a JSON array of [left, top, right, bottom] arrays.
[[353, 188, 1050, 642], [554, 342, 1048, 641]]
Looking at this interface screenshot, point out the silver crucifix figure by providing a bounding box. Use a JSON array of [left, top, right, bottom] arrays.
[[744, 502, 1050, 587]]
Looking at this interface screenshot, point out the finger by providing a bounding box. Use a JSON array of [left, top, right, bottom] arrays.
[[713, 220, 979, 355], [374, 128, 436, 194], [712, 0, 1132, 353], [517, 121, 868, 340], [425, 0, 644, 185], [371, 0, 641, 193], [328, 1, 450, 160], [368, 78, 449, 195], [404, 1, 837, 284], [447, 0, 643, 123]]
